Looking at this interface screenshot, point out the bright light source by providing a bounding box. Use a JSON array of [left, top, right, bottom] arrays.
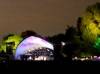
[[27, 56, 33, 60], [80, 58, 85, 61], [98, 56, 100, 59], [35, 56, 47, 61], [85, 57, 88, 60], [61, 42, 66, 46], [94, 56, 97, 58], [74, 57, 78, 60]]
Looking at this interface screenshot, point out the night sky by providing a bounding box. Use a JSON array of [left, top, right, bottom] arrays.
[[0, 0, 100, 36]]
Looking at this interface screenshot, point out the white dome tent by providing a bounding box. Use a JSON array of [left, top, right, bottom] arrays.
[[15, 36, 54, 60]]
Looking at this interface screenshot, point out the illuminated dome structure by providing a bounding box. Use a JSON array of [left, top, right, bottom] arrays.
[[15, 36, 54, 61]]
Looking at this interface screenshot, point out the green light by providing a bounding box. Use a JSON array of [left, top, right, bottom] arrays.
[[93, 37, 100, 52]]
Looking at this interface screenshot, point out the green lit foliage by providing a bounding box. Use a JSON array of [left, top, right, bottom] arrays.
[[0, 34, 23, 54], [93, 37, 100, 52], [80, 3, 100, 44]]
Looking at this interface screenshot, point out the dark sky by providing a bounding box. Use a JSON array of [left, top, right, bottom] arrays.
[[0, 0, 100, 36]]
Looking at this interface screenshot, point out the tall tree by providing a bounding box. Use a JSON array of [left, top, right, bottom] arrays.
[[79, 2, 100, 45], [65, 26, 77, 41], [76, 2, 100, 55]]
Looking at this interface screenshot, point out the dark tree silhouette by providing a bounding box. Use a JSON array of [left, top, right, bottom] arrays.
[[76, 17, 84, 41], [77, 17, 82, 35], [47, 33, 65, 61], [65, 26, 77, 40], [21, 30, 38, 39], [76, 2, 100, 55], [61, 26, 81, 59]]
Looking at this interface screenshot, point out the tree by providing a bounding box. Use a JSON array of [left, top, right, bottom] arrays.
[[79, 2, 100, 45], [0, 34, 23, 54], [76, 2, 100, 55], [47, 33, 65, 61], [65, 26, 77, 41], [21, 30, 38, 39]]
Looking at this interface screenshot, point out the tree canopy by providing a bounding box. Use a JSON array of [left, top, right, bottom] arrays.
[[0, 34, 23, 54], [79, 3, 100, 45]]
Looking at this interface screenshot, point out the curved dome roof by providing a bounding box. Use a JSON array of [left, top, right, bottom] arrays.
[[15, 36, 54, 60]]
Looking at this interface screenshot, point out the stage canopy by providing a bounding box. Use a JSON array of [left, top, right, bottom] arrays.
[[15, 36, 54, 60]]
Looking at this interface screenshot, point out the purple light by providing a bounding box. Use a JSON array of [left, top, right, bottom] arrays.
[[15, 36, 54, 60]]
